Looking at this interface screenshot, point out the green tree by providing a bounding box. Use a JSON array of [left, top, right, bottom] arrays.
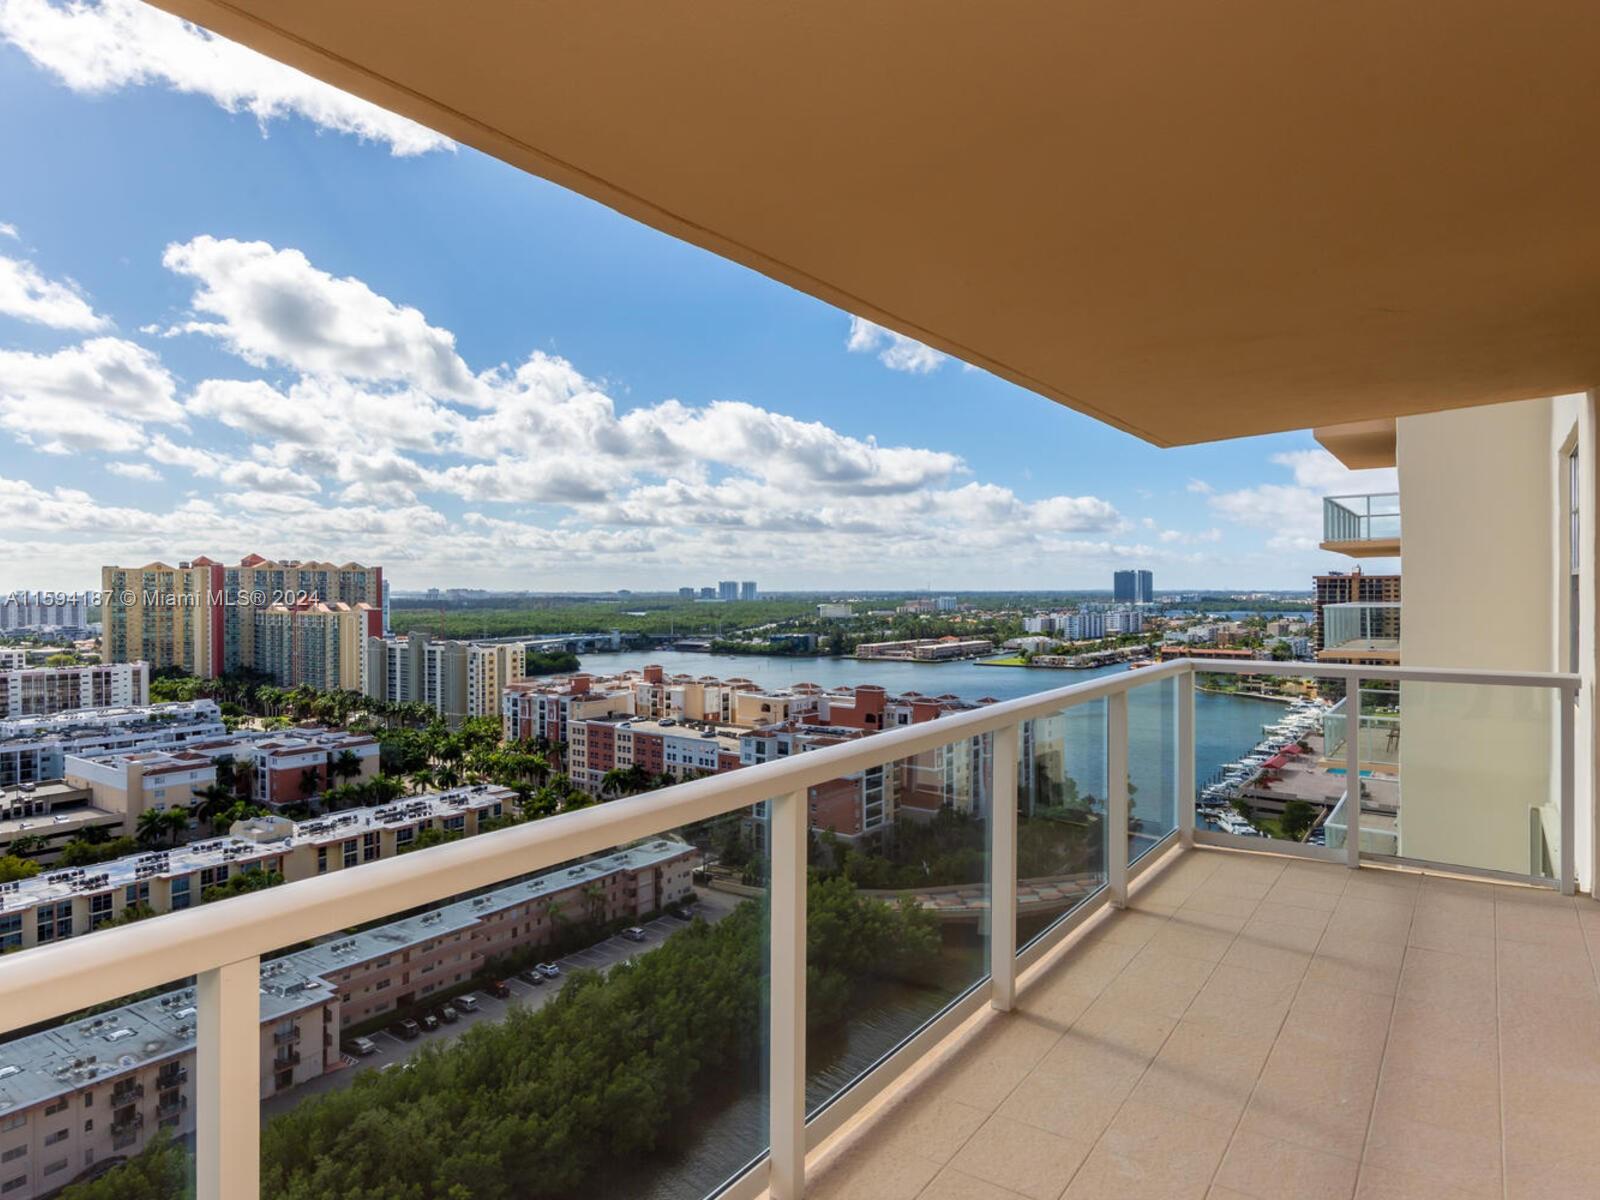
[[0, 854, 40, 883], [1280, 799, 1317, 841], [135, 807, 187, 849], [8, 833, 47, 859]]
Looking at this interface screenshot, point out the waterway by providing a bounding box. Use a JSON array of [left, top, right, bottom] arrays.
[[577, 648, 1288, 1200]]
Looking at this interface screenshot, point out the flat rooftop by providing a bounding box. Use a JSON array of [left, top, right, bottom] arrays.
[[0, 785, 515, 910]]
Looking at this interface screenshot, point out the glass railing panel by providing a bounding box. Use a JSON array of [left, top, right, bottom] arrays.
[[1194, 670, 1345, 848], [255, 814, 769, 1200], [1374, 681, 1558, 880], [0, 975, 197, 1200], [804, 733, 989, 1120], [1128, 676, 1178, 864], [1017, 699, 1106, 952]]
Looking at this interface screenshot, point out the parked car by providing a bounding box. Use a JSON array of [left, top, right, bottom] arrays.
[[392, 1019, 421, 1041], [344, 1036, 378, 1057], [519, 969, 546, 986], [420, 1013, 439, 1032], [439, 1005, 459, 1024], [455, 994, 480, 1013], [487, 979, 512, 999], [536, 962, 561, 979], [621, 926, 647, 943]]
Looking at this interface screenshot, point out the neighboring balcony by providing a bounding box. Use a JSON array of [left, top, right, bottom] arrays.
[[1318, 602, 1401, 664], [1321, 492, 1401, 556]]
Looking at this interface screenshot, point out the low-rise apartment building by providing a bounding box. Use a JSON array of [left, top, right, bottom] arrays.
[[0, 702, 226, 793], [0, 837, 694, 1200], [61, 726, 379, 824], [0, 786, 515, 952], [0, 662, 148, 719], [855, 638, 995, 661]]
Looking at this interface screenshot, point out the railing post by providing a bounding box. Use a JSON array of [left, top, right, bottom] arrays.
[[1345, 677, 1362, 870], [769, 789, 808, 1199], [1559, 686, 1576, 896], [1177, 671, 1196, 849], [1108, 692, 1130, 907], [197, 957, 259, 1200], [990, 724, 1020, 1011]]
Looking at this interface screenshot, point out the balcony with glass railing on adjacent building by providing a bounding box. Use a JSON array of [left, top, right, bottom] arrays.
[[1321, 492, 1401, 557], [0, 657, 1587, 1200], [1319, 602, 1402, 664]]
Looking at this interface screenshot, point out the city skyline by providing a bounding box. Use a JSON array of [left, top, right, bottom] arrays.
[[0, 3, 1396, 592]]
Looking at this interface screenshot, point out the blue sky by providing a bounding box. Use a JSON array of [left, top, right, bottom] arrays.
[[0, 0, 1397, 593]]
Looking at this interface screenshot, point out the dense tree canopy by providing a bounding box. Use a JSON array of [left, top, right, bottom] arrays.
[[61, 879, 939, 1200]]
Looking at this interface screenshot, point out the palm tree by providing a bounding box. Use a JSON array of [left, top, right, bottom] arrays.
[[299, 766, 323, 801], [136, 808, 186, 849], [8, 834, 47, 859], [193, 783, 236, 832], [333, 749, 362, 783], [408, 768, 434, 795]]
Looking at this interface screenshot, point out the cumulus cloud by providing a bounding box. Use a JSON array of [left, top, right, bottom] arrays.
[[0, 223, 17, 240], [163, 237, 479, 396], [0, 337, 180, 452], [0, 0, 450, 156], [105, 460, 161, 481], [0, 235, 1152, 587], [0, 253, 108, 330], [845, 316, 947, 374]]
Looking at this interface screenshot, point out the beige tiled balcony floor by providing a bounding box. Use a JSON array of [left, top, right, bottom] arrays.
[[809, 847, 1600, 1200]]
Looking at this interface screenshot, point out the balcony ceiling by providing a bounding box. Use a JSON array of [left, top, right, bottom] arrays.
[[152, 0, 1600, 446]]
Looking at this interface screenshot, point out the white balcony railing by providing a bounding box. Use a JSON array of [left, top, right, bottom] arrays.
[[1322, 491, 1401, 545], [0, 658, 1576, 1200]]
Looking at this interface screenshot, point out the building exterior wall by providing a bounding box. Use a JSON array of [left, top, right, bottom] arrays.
[[1395, 395, 1589, 882]]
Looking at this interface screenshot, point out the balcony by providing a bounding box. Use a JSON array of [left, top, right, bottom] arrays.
[[1319, 602, 1402, 665], [1321, 493, 1401, 557], [0, 658, 1580, 1200]]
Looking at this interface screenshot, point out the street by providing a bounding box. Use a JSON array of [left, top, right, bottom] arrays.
[[260, 887, 742, 1122]]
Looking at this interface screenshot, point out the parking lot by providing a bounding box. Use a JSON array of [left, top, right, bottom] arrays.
[[260, 887, 741, 1121]]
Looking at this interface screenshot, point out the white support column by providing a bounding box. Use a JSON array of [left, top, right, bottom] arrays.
[[1177, 671, 1196, 850], [990, 723, 1020, 1011], [1345, 678, 1362, 870], [1108, 692, 1130, 908], [197, 957, 260, 1200], [1560, 688, 1576, 896], [769, 789, 808, 1199]]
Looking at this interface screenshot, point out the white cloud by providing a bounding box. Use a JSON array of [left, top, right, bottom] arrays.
[[0, 235, 1157, 588], [0, 0, 450, 156], [163, 237, 479, 396], [105, 460, 161, 481], [0, 336, 181, 452], [0, 223, 18, 240], [0, 253, 108, 330], [845, 316, 947, 374], [145, 433, 314, 493]]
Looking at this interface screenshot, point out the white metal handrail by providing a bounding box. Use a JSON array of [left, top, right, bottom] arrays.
[[0, 657, 1578, 1200]]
